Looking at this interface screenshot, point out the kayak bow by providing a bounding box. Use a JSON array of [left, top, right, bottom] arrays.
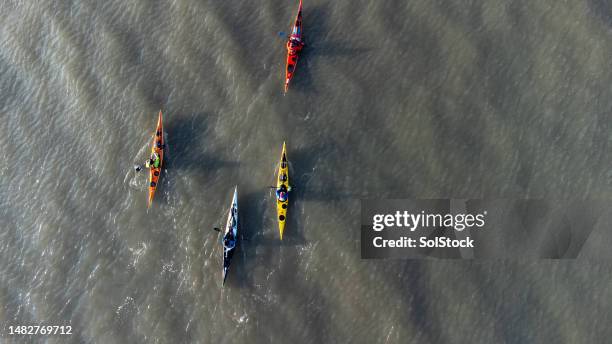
[[222, 186, 239, 285], [147, 110, 164, 207], [284, 0, 304, 93], [276, 142, 290, 239]]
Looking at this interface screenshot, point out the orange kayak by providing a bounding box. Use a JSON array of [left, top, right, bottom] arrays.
[[284, 0, 304, 93], [147, 110, 164, 207]]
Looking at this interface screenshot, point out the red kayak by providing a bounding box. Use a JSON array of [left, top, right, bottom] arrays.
[[284, 0, 304, 93]]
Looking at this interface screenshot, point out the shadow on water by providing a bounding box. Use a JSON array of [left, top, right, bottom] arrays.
[[304, 1, 373, 60], [292, 3, 370, 93], [288, 142, 325, 197], [88, 1, 172, 108], [227, 185, 310, 289], [466, 264, 538, 343], [163, 113, 240, 175], [588, 0, 612, 27], [147, 113, 239, 208], [395, 262, 441, 343], [289, 142, 364, 202]]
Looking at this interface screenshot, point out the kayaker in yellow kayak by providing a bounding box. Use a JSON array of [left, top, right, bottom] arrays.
[[276, 182, 292, 202]]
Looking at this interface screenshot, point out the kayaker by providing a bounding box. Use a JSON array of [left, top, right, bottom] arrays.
[[276, 184, 291, 202], [145, 152, 160, 169], [223, 232, 236, 250], [287, 38, 303, 54]]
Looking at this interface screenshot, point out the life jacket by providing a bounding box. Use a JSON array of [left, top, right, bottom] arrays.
[[278, 191, 287, 202], [287, 38, 302, 54]]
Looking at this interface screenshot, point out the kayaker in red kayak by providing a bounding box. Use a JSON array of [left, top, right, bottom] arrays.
[[287, 37, 304, 55], [284, 0, 304, 92]]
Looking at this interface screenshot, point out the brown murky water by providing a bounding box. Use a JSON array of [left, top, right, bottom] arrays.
[[2, 0, 612, 342]]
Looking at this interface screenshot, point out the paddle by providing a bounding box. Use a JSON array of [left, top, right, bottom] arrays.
[[268, 186, 294, 190], [215, 227, 249, 242]]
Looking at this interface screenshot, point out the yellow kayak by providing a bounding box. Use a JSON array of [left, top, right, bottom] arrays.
[[276, 142, 290, 239]]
